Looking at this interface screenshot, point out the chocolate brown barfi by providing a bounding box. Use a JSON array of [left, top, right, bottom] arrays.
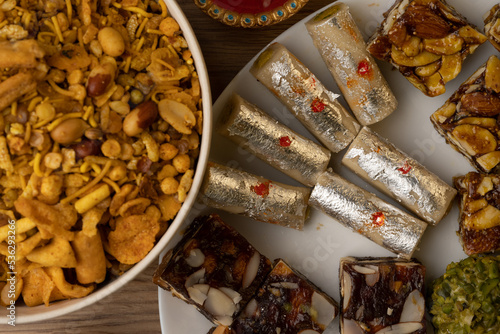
[[153, 214, 272, 326], [340, 257, 426, 334], [231, 259, 338, 334]]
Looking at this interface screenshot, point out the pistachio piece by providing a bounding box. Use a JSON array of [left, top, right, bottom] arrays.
[[439, 52, 462, 83], [485, 55, 500, 93], [423, 33, 464, 55], [158, 99, 196, 135], [451, 124, 497, 156]]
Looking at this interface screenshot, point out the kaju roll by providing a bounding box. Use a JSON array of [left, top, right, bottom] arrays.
[[199, 162, 310, 230], [219, 94, 331, 187], [342, 126, 457, 225], [305, 3, 397, 126], [309, 170, 427, 259], [250, 42, 360, 153]]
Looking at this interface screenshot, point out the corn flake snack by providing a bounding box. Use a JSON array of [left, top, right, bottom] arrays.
[[0, 0, 202, 307]]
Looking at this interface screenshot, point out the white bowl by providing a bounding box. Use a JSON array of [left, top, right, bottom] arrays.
[[1, 0, 212, 324]]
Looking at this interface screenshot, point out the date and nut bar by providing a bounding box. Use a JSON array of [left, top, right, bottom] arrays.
[[367, 0, 487, 97], [340, 257, 426, 334], [454, 172, 500, 255], [484, 4, 500, 52], [430, 55, 500, 173], [153, 214, 272, 326], [231, 259, 338, 334]]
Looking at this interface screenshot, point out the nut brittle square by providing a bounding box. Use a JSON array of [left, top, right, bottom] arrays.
[[367, 0, 487, 97], [454, 172, 500, 255], [431, 55, 500, 173]]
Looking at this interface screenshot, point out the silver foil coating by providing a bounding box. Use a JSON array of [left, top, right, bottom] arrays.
[[218, 94, 331, 187], [309, 170, 427, 259], [250, 42, 360, 153], [305, 3, 397, 126], [199, 162, 311, 230], [342, 127, 457, 225]]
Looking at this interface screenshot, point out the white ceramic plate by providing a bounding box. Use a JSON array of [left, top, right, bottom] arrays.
[[159, 0, 498, 333], [1, 0, 212, 324]]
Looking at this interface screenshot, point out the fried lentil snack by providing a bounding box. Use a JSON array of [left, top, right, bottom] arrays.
[[0, 0, 202, 307]]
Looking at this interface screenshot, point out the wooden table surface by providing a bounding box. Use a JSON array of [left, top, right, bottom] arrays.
[[8, 0, 334, 332]]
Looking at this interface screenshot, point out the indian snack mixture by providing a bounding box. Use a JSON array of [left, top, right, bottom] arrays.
[[431, 55, 500, 173], [0, 0, 202, 307], [430, 255, 500, 333], [367, 0, 487, 97]]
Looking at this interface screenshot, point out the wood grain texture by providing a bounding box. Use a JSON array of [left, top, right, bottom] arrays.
[[6, 0, 334, 332]]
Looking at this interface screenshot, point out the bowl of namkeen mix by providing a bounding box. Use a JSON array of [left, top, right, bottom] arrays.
[[0, 0, 211, 323]]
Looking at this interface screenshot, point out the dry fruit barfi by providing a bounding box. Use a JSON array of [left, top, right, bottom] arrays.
[[198, 162, 310, 230], [306, 3, 397, 125], [250, 42, 360, 153], [340, 257, 426, 334], [484, 4, 500, 52], [454, 172, 500, 255], [153, 214, 272, 326], [431, 55, 500, 173], [342, 126, 456, 225], [367, 0, 487, 97], [231, 259, 338, 334], [219, 94, 331, 187], [309, 170, 427, 259]]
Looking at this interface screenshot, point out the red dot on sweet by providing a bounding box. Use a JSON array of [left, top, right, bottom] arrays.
[[279, 136, 292, 147], [357, 60, 373, 78], [311, 98, 326, 113], [371, 211, 385, 226]]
